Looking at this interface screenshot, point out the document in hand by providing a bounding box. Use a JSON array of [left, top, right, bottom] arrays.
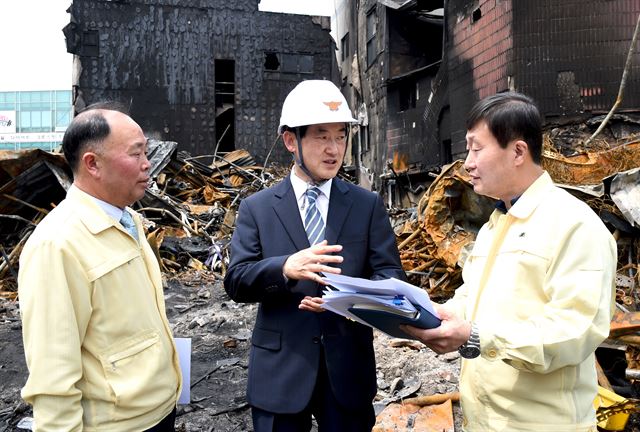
[[321, 273, 441, 340]]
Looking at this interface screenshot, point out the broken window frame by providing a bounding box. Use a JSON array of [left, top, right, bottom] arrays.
[[82, 30, 100, 57], [341, 33, 350, 63], [263, 52, 314, 74], [366, 7, 378, 67], [398, 81, 418, 112]]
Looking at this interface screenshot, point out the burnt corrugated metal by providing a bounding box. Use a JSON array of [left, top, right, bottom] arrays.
[[65, 0, 335, 164]]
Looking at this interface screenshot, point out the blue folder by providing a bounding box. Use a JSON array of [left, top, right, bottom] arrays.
[[348, 302, 441, 340]]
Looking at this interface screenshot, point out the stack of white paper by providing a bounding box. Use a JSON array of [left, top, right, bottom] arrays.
[[320, 273, 439, 332]]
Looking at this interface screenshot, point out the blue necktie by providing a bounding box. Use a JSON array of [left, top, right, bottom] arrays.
[[120, 210, 138, 240], [304, 187, 325, 246]]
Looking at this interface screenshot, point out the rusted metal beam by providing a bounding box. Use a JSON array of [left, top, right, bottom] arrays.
[[609, 310, 640, 338]]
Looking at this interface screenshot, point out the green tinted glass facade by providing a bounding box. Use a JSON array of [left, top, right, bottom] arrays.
[[0, 90, 72, 151]]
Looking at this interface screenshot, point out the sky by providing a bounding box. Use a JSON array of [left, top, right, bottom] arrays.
[[0, 0, 73, 91], [0, 0, 333, 92]]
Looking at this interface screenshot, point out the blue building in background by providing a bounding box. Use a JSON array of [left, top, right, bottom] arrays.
[[0, 90, 72, 151]]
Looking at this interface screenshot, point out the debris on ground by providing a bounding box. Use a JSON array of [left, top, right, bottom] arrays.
[[2, 119, 640, 430]]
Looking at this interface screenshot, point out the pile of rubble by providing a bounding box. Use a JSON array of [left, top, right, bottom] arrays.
[[0, 142, 284, 296], [2, 126, 640, 429], [389, 128, 640, 429]]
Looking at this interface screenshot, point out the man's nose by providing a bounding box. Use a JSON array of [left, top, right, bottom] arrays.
[[463, 151, 474, 171], [325, 138, 341, 152], [141, 154, 151, 170]]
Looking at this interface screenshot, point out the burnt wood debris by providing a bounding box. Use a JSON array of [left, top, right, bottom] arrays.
[[3, 0, 640, 430]]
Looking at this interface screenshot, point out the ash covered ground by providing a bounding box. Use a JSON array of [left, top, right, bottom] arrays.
[[0, 270, 461, 431]]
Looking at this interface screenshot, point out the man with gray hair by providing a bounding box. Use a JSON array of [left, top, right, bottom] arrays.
[[19, 102, 181, 431]]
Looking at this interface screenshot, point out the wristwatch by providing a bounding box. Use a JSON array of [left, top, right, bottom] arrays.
[[458, 322, 481, 359]]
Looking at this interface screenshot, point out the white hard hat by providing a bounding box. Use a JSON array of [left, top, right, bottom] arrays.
[[278, 80, 357, 134]]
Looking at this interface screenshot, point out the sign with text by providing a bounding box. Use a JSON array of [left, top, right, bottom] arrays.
[[0, 111, 16, 134], [0, 132, 64, 143]]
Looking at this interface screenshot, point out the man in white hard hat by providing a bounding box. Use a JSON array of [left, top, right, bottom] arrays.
[[224, 80, 406, 431]]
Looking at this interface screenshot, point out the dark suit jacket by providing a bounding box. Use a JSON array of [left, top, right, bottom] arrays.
[[224, 176, 405, 414]]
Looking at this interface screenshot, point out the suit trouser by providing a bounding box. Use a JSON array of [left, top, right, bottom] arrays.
[[252, 349, 375, 432]]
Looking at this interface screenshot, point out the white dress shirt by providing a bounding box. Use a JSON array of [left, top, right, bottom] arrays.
[[80, 184, 127, 222], [289, 170, 332, 227]]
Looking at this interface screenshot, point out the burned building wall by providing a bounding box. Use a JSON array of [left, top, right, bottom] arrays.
[[64, 0, 334, 164], [447, 0, 512, 157], [446, 0, 640, 158], [386, 7, 445, 175], [386, 71, 439, 174], [356, 1, 389, 189], [512, 0, 640, 118], [333, 0, 360, 173], [336, 0, 445, 193]]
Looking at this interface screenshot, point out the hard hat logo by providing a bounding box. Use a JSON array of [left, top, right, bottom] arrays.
[[323, 101, 342, 111]]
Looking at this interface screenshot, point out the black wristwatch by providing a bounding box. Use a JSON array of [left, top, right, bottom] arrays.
[[458, 322, 481, 359]]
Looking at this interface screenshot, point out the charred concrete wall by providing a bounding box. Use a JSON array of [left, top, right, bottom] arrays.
[[513, 0, 640, 117], [446, 0, 640, 158], [385, 7, 445, 175], [386, 70, 439, 173], [333, 0, 360, 175], [64, 0, 335, 164], [447, 0, 513, 156], [334, 0, 445, 193], [358, 0, 388, 189]]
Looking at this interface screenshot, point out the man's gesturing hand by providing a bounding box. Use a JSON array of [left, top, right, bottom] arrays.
[[283, 240, 343, 284]]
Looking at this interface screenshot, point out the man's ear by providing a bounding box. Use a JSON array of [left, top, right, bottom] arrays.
[[81, 151, 101, 178], [282, 131, 297, 153], [513, 140, 529, 166]]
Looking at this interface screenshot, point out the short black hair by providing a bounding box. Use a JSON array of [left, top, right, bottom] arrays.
[[282, 123, 350, 140], [62, 101, 130, 172], [281, 125, 308, 138], [466, 92, 543, 164]]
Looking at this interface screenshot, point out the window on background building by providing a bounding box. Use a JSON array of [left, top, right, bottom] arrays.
[[19, 111, 31, 129], [54, 90, 72, 131], [280, 54, 297, 73], [1, 90, 69, 151], [297, 54, 313, 74], [42, 111, 52, 129], [21, 92, 32, 109], [399, 81, 417, 112], [55, 90, 71, 103], [264, 52, 314, 74], [282, 53, 313, 74], [472, 7, 482, 23], [0, 92, 17, 110], [18, 111, 53, 132], [82, 30, 100, 57], [20, 91, 50, 111], [366, 8, 377, 67], [40, 91, 52, 110], [31, 112, 42, 129], [55, 110, 71, 129], [264, 52, 280, 71], [341, 33, 349, 63]]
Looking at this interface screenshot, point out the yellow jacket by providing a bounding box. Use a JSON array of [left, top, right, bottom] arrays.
[[19, 186, 181, 431], [448, 172, 616, 432]]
